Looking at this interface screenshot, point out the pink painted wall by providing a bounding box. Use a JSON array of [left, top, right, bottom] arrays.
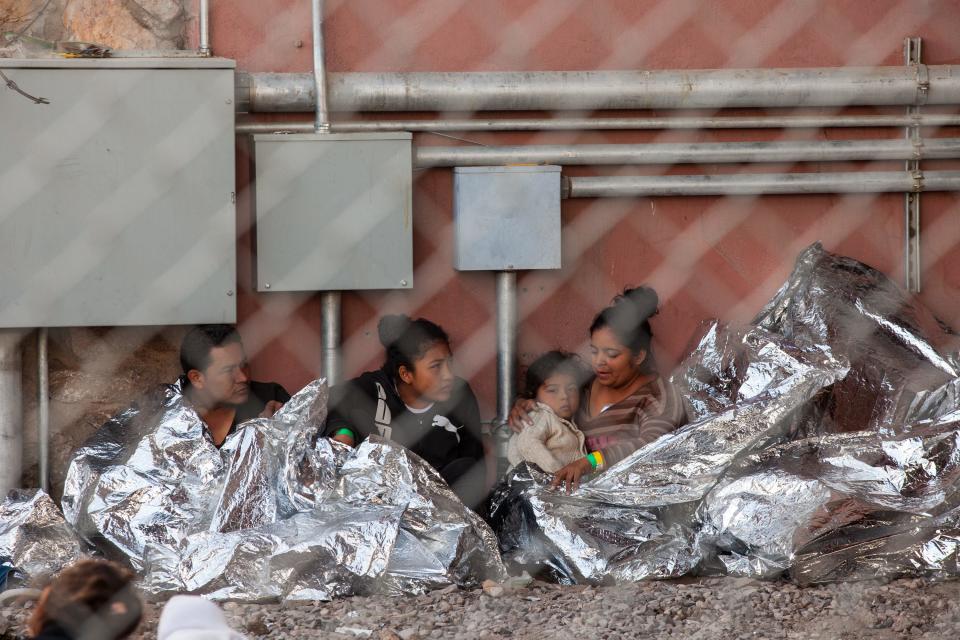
[[206, 0, 960, 418]]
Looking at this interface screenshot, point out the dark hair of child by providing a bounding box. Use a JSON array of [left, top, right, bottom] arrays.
[[521, 350, 591, 399]]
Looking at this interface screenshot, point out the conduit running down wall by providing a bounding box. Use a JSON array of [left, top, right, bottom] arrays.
[[198, 0, 211, 56], [496, 272, 518, 427], [0, 331, 24, 495], [312, 0, 341, 386]]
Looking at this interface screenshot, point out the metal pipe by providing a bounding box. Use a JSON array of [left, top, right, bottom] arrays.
[[37, 328, 49, 494], [905, 37, 923, 293], [198, 0, 211, 56], [495, 272, 518, 427], [414, 138, 960, 168], [313, 0, 338, 386], [566, 170, 960, 198], [235, 127, 960, 165], [321, 291, 341, 385], [235, 113, 960, 134], [239, 66, 960, 113], [311, 0, 330, 132], [0, 330, 24, 495]]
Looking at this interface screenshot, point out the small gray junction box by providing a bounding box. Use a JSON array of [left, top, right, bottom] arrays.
[[254, 133, 414, 292], [453, 165, 562, 271]]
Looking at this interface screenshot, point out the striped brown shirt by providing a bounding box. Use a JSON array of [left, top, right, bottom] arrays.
[[578, 375, 688, 467]]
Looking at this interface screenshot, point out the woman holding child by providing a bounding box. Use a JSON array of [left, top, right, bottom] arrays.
[[328, 286, 687, 505], [510, 286, 689, 492]]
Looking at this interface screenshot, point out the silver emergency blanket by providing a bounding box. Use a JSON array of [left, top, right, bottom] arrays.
[[489, 463, 701, 584], [753, 242, 959, 433], [583, 324, 849, 507], [0, 489, 88, 585], [492, 242, 960, 584], [61, 378, 504, 601], [702, 408, 960, 582]]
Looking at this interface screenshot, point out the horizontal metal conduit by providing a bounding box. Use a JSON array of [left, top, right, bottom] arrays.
[[235, 113, 960, 134], [564, 170, 960, 198], [238, 66, 960, 113], [414, 138, 960, 167]]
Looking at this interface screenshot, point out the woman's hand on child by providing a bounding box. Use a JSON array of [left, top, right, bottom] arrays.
[[550, 457, 594, 494], [507, 398, 539, 433], [258, 400, 284, 419]]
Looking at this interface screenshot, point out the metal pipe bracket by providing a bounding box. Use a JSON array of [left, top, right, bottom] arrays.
[[912, 169, 924, 192], [915, 63, 930, 105]]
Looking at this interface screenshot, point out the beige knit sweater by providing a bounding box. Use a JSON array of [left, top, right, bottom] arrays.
[[507, 402, 587, 473]]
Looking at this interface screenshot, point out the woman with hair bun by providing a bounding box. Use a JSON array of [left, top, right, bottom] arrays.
[[510, 286, 688, 492], [324, 314, 486, 508]]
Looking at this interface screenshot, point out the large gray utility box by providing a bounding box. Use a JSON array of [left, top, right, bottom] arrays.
[[254, 132, 413, 292], [453, 165, 562, 271], [0, 58, 237, 327]]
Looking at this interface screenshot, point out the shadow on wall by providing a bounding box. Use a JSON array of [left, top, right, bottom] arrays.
[[20, 327, 186, 501]]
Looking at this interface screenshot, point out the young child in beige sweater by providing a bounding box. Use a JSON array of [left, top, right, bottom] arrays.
[[507, 351, 588, 473]]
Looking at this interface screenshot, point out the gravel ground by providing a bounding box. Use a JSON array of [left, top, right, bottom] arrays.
[[4, 577, 960, 640]]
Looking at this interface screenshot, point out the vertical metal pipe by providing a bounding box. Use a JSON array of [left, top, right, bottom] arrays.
[[496, 272, 518, 426], [904, 36, 922, 293], [313, 0, 338, 385], [321, 292, 342, 385], [198, 0, 211, 56], [312, 0, 330, 132], [37, 328, 49, 494], [0, 330, 24, 494]]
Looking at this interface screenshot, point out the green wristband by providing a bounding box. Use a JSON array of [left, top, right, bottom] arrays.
[[334, 428, 355, 439], [586, 453, 598, 470]]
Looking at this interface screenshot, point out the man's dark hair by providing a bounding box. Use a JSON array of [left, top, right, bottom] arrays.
[[179, 325, 242, 375]]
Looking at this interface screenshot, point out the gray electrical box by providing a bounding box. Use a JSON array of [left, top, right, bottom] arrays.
[[0, 58, 237, 327], [453, 165, 562, 271], [254, 133, 413, 292]]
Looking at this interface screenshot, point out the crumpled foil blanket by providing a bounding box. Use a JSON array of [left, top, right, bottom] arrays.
[[54, 378, 503, 600], [492, 242, 960, 584], [0, 488, 88, 586], [11, 241, 960, 590]]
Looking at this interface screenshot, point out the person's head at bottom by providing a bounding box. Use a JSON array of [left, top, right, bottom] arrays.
[[29, 559, 142, 640], [158, 595, 247, 640]]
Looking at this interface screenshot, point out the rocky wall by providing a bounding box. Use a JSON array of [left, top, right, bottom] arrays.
[[19, 327, 185, 500], [1, 0, 191, 52]]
